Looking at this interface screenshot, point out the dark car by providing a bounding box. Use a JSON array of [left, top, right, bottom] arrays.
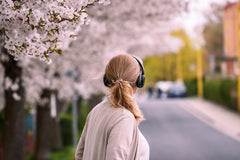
[[167, 82, 187, 98]]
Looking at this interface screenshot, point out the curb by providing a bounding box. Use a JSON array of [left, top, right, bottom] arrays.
[[179, 98, 240, 142]]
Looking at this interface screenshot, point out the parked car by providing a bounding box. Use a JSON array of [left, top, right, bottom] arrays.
[[167, 82, 187, 98], [156, 81, 173, 93], [156, 81, 173, 98]]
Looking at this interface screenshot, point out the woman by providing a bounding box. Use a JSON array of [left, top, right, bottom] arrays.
[[75, 54, 149, 160]]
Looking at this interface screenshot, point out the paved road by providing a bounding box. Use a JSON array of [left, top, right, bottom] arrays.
[[138, 98, 240, 160]]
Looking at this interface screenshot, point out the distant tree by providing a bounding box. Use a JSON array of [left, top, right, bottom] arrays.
[[203, 4, 223, 57], [0, 1, 109, 160], [203, 4, 223, 74], [171, 29, 198, 80], [203, 22, 223, 57], [143, 54, 177, 86]]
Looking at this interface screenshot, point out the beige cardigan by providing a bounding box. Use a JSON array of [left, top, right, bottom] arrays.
[[75, 99, 149, 160]]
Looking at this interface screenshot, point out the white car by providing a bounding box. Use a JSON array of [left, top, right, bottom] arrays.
[[156, 81, 173, 93], [156, 81, 173, 98]]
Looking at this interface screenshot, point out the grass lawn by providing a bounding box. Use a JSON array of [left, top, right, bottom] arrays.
[[50, 145, 76, 160]]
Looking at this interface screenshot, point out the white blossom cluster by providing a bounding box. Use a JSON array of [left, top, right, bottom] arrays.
[[85, 0, 186, 58], [0, 0, 110, 63], [0, 0, 187, 107], [4, 76, 21, 101]]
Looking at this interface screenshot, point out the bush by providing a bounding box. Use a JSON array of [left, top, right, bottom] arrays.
[[184, 78, 198, 96], [78, 104, 88, 138], [203, 79, 222, 103], [184, 78, 237, 111], [59, 113, 73, 146], [60, 101, 89, 147], [203, 79, 237, 111]]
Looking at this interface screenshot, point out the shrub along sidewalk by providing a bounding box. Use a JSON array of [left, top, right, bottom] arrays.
[[184, 78, 238, 111]]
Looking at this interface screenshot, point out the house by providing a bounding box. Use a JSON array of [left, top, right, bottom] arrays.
[[223, 2, 240, 77]]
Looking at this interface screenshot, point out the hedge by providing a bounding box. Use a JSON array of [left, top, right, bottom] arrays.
[[59, 113, 73, 146], [184, 78, 198, 96], [184, 78, 238, 111], [203, 79, 237, 111], [59, 101, 89, 147]]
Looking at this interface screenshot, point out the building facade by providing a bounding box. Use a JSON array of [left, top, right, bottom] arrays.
[[223, 2, 240, 77]]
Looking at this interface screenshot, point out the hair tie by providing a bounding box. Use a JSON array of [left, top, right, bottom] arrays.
[[115, 77, 123, 82], [111, 77, 123, 88]]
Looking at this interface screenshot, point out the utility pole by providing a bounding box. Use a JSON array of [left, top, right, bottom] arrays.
[[66, 70, 79, 149], [72, 85, 78, 149], [197, 49, 203, 98], [167, 54, 172, 81], [177, 50, 183, 82], [195, 26, 203, 98], [235, 1, 240, 112]]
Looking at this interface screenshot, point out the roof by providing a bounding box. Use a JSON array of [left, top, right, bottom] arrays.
[[224, 2, 237, 10]]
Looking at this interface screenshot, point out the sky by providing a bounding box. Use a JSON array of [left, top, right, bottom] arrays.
[[176, 0, 237, 39]]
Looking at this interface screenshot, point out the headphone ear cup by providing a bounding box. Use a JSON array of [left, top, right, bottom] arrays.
[[136, 75, 145, 88], [141, 75, 145, 87], [103, 75, 110, 87]]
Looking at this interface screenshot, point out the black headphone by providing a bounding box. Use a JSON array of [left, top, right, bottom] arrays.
[[103, 56, 145, 88]]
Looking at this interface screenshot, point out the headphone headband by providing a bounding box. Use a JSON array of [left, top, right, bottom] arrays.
[[132, 56, 145, 75]]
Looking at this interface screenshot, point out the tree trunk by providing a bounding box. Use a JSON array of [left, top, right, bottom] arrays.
[[2, 48, 25, 160], [50, 117, 63, 150], [35, 89, 51, 160], [50, 92, 63, 150]]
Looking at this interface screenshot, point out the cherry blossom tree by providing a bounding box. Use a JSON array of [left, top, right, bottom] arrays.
[[17, 46, 106, 159], [0, 1, 110, 160], [0, 1, 189, 160], [0, 41, 26, 160], [0, 0, 110, 63]]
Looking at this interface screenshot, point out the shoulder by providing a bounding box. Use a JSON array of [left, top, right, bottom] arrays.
[[90, 99, 135, 120], [108, 105, 136, 131], [111, 104, 136, 123]]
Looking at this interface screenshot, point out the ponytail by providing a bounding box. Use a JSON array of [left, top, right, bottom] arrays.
[[107, 78, 144, 122]]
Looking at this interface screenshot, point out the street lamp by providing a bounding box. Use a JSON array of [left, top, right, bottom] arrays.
[[194, 26, 204, 98], [176, 50, 183, 82], [65, 70, 80, 149]]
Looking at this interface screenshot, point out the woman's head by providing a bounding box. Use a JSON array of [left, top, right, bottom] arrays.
[[104, 54, 143, 88], [103, 54, 144, 122]]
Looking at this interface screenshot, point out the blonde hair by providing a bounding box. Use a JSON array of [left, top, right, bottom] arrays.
[[104, 54, 144, 122]]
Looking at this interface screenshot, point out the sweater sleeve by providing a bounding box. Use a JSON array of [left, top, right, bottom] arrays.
[[106, 116, 135, 160]]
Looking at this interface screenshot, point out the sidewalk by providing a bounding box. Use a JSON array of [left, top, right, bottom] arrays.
[[179, 98, 240, 142]]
